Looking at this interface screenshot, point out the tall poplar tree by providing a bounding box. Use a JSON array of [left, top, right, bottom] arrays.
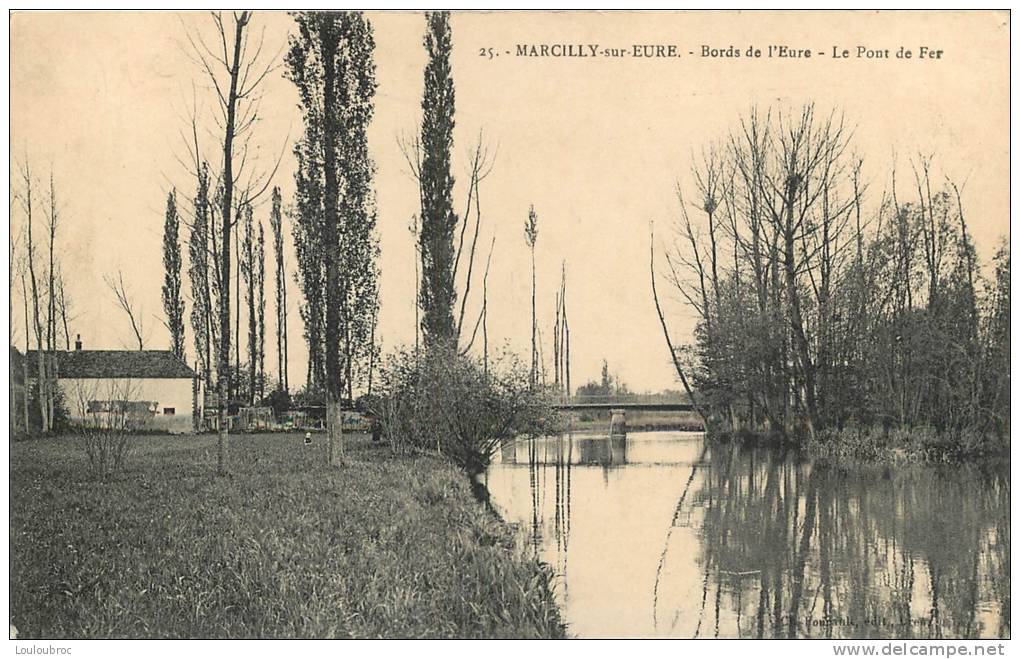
[[256, 220, 266, 400], [240, 203, 257, 403], [417, 11, 457, 346], [269, 186, 289, 392], [287, 11, 378, 465], [525, 205, 539, 388], [162, 189, 186, 360], [188, 162, 213, 383]]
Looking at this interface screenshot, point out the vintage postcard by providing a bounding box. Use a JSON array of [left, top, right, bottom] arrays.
[[7, 9, 1010, 648]]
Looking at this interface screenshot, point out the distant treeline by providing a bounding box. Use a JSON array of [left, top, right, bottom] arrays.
[[666, 105, 1009, 444]]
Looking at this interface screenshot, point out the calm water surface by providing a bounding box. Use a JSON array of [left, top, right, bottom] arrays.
[[485, 431, 1010, 639]]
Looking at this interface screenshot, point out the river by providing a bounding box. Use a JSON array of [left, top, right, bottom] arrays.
[[484, 431, 1010, 639]]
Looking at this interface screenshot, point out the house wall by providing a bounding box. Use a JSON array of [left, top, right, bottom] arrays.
[[59, 377, 201, 434]]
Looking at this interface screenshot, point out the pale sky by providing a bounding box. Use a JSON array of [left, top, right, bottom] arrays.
[[9, 10, 1010, 393]]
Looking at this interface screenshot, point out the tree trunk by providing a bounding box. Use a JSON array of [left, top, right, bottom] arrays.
[[321, 22, 344, 466], [48, 353, 56, 429], [21, 277, 31, 431], [36, 352, 47, 433], [530, 248, 537, 389], [217, 15, 247, 476], [282, 274, 289, 392], [24, 170, 48, 433], [234, 220, 241, 400], [553, 290, 560, 389], [246, 217, 257, 404], [10, 360, 17, 433], [650, 230, 709, 431], [482, 286, 488, 377], [22, 361, 30, 432], [564, 312, 571, 400], [366, 303, 377, 397], [783, 218, 818, 437]]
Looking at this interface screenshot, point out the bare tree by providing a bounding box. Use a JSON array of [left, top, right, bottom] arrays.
[[650, 223, 708, 429], [453, 134, 497, 345], [184, 10, 282, 474], [399, 129, 497, 362], [10, 221, 20, 349], [15, 232, 32, 431], [42, 170, 62, 429], [562, 265, 570, 399], [457, 236, 495, 359], [761, 106, 853, 438], [552, 262, 571, 398], [660, 103, 1000, 445], [105, 271, 146, 350], [56, 268, 74, 350], [19, 159, 49, 432], [10, 226, 26, 433], [45, 171, 59, 354]]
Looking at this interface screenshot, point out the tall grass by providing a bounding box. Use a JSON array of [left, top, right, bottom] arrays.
[[804, 426, 1010, 465], [10, 434, 566, 639]]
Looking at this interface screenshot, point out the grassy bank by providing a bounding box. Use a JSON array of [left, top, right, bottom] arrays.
[[804, 426, 1010, 465], [10, 433, 565, 639], [709, 425, 1009, 465], [562, 410, 703, 433]]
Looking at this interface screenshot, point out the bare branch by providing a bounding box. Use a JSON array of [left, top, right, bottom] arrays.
[[104, 270, 146, 350]]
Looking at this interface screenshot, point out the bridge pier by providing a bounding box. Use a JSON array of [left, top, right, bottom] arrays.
[[609, 408, 627, 436]]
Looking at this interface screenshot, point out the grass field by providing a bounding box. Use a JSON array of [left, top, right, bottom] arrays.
[[10, 433, 565, 639]]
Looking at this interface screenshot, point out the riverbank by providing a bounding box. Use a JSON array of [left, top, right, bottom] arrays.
[[562, 410, 703, 434], [9, 433, 565, 639], [709, 425, 1009, 465]]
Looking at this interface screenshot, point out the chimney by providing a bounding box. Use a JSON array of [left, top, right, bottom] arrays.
[[75, 334, 82, 351]]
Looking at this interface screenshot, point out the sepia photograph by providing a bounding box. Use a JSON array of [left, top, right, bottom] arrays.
[[5, 8, 1011, 647]]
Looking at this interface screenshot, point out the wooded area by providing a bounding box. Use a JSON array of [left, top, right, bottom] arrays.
[[662, 106, 1010, 445]]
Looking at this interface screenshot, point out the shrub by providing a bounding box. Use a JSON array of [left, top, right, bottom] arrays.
[[371, 344, 556, 478], [76, 424, 133, 480], [69, 380, 147, 479]]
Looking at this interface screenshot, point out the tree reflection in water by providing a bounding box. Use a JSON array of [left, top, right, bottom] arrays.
[[526, 435, 575, 595], [489, 434, 1007, 639], [658, 442, 1010, 639]]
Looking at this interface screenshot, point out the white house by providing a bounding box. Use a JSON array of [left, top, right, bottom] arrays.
[[29, 338, 201, 434]]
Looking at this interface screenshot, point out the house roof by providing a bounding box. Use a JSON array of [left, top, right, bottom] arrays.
[[25, 350, 197, 380]]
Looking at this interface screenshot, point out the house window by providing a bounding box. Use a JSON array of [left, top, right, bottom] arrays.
[[163, 407, 175, 416]]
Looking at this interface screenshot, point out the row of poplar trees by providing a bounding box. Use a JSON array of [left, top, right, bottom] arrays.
[[160, 11, 476, 471], [166, 11, 378, 472], [664, 106, 1010, 442], [290, 10, 471, 463]]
